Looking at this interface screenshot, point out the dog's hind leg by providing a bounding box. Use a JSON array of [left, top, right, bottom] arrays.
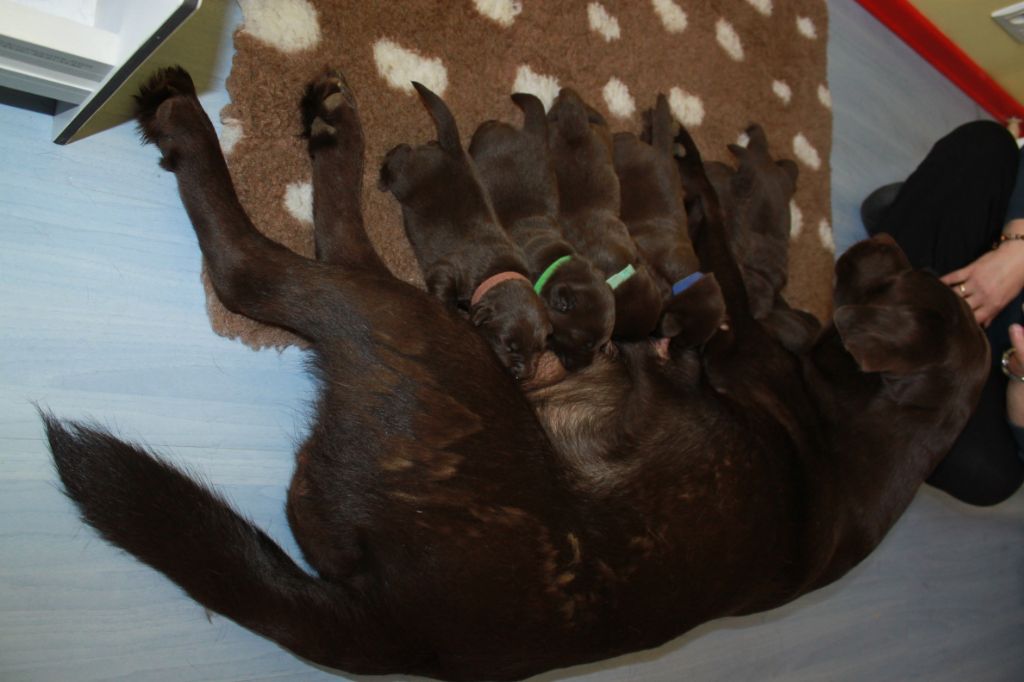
[[301, 70, 388, 273], [134, 66, 339, 341]]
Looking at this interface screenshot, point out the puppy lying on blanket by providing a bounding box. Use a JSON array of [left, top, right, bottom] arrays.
[[43, 68, 989, 682], [469, 93, 614, 371], [547, 88, 664, 340], [380, 83, 551, 381]]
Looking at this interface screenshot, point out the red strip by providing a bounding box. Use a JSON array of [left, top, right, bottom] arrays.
[[855, 0, 1024, 125]]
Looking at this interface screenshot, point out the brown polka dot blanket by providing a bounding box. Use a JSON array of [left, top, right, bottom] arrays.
[[217, 0, 832, 348]]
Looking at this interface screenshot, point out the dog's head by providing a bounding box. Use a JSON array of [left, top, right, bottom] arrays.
[[657, 274, 727, 349], [830, 234, 989, 407], [539, 257, 616, 371], [471, 279, 553, 382]]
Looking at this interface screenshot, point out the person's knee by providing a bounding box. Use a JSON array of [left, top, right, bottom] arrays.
[[945, 120, 1018, 171]]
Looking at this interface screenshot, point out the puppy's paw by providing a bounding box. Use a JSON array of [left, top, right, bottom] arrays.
[[134, 66, 198, 145], [301, 69, 361, 152]]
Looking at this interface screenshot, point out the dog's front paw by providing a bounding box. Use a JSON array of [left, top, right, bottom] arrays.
[[300, 69, 362, 152], [134, 66, 198, 145]]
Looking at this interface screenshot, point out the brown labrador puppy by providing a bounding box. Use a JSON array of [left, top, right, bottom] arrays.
[[44, 68, 988, 682], [613, 93, 724, 352], [380, 82, 551, 381], [547, 88, 664, 340], [469, 93, 614, 371]]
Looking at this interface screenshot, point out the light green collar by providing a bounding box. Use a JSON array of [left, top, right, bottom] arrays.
[[605, 263, 636, 290]]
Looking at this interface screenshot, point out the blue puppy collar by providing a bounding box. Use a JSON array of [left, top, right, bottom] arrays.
[[671, 272, 704, 296]]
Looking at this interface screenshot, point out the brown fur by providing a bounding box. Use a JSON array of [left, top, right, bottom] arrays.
[[44, 68, 988, 682], [547, 88, 664, 340], [468, 93, 614, 371], [379, 83, 551, 380]]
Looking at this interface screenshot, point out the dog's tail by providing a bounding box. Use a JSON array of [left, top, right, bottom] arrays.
[[511, 92, 548, 138], [648, 94, 675, 154], [674, 127, 750, 322], [42, 414, 416, 676], [548, 88, 593, 143], [412, 82, 462, 155]]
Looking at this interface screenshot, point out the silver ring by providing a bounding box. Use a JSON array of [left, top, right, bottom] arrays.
[[1002, 348, 1024, 383]]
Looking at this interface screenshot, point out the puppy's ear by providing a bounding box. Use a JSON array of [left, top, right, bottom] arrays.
[[834, 304, 946, 374], [727, 143, 748, 162], [548, 281, 577, 313]]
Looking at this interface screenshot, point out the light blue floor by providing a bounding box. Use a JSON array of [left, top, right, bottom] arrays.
[[1, 2, 1021, 680]]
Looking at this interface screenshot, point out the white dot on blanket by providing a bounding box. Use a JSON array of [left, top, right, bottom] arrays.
[[284, 181, 313, 224], [817, 83, 832, 109], [772, 80, 792, 105], [797, 16, 818, 39], [219, 118, 243, 156], [790, 200, 803, 239], [793, 133, 821, 170], [588, 2, 621, 42], [472, 0, 522, 27], [373, 38, 448, 95], [669, 87, 704, 127], [651, 0, 687, 33], [716, 18, 744, 61], [602, 78, 635, 118], [745, 0, 772, 17], [736, 130, 750, 147], [818, 218, 834, 253], [237, 0, 321, 52], [513, 65, 560, 111]]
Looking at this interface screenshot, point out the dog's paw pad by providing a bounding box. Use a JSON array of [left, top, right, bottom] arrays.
[[133, 66, 197, 144], [301, 69, 359, 141]]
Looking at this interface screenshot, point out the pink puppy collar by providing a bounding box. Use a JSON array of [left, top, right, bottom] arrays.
[[470, 271, 531, 307]]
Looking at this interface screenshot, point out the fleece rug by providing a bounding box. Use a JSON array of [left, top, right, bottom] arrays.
[[216, 0, 833, 348]]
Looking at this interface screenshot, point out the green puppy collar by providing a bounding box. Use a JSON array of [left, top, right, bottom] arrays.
[[533, 255, 573, 294]]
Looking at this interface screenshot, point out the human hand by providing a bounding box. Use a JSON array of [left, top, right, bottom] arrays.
[[1007, 318, 1024, 428], [941, 240, 1024, 327]]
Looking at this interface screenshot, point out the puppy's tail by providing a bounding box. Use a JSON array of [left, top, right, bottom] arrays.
[[412, 82, 462, 155], [42, 414, 415, 676], [511, 92, 548, 138], [647, 94, 675, 154], [674, 127, 750, 322]]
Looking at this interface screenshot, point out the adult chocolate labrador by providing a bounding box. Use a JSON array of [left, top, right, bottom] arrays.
[[44, 68, 988, 681]]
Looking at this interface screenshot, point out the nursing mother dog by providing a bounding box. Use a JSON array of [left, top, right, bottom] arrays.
[[43, 67, 988, 681]]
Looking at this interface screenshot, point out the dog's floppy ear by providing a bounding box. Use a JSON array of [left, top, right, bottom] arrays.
[[834, 234, 911, 307], [412, 82, 461, 155], [548, 281, 577, 313], [511, 93, 548, 138], [549, 88, 591, 142], [834, 303, 946, 374]]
